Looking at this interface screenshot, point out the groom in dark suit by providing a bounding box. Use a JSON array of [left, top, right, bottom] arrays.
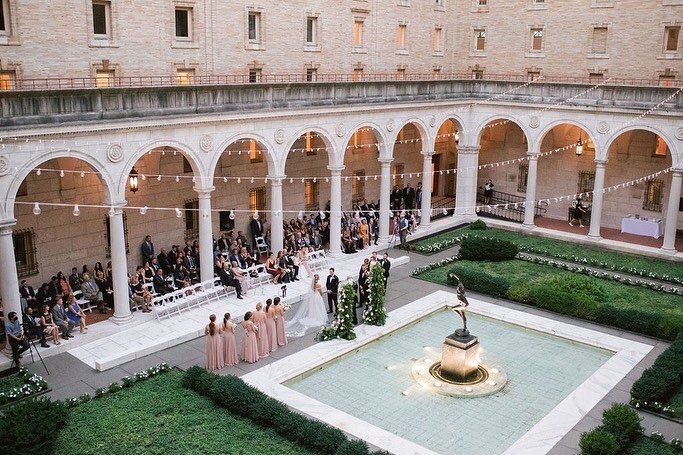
[[326, 268, 339, 314]]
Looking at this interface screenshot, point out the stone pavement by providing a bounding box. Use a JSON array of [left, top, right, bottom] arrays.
[[20, 216, 683, 453]]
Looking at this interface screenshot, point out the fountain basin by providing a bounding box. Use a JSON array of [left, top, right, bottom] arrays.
[[411, 356, 507, 397]]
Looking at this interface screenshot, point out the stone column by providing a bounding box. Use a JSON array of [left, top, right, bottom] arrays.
[[662, 170, 682, 252], [523, 154, 539, 227], [0, 220, 21, 326], [109, 204, 133, 324], [455, 146, 480, 216], [588, 160, 607, 239], [421, 153, 434, 227], [195, 186, 215, 282], [328, 166, 344, 255], [379, 158, 393, 243], [270, 177, 284, 254]]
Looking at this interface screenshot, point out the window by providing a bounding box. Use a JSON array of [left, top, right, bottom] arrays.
[[175, 8, 191, 39], [397, 24, 407, 49], [305, 132, 316, 155], [531, 28, 543, 51], [92, 1, 111, 37], [96, 69, 115, 88], [477, 0, 487, 5], [517, 163, 529, 193], [589, 72, 604, 83], [643, 179, 664, 212], [306, 68, 317, 81], [182, 156, 193, 173], [659, 74, 676, 86], [591, 27, 608, 54], [665, 26, 680, 52], [0, 70, 15, 90], [249, 68, 261, 83], [248, 12, 261, 42], [472, 69, 484, 79], [475, 29, 486, 51], [104, 213, 130, 258], [184, 199, 199, 240], [433, 27, 442, 52], [432, 67, 441, 78], [396, 68, 405, 80], [654, 137, 668, 156], [13, 228, 38, 277], [353, 20, 364, 46], [353, 67, 363, 81], [177, 68, 194, 85], [353, 171, 365, 199], [306, 16, 317, 44], [249, 140, 263, 163], [249, 187, 267, 215], [305, 181, 319, 210], [392, 164, 405, 187], [0, 0, 10, 35], [577, 171, 595, 203], [527, 70, 541, 81], [352, 131, 361, 148]]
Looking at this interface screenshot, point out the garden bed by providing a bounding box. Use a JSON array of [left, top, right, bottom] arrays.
[[0, 368, 49, 407]]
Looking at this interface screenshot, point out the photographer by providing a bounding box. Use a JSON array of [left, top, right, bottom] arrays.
[[4, 312, 30, 367]]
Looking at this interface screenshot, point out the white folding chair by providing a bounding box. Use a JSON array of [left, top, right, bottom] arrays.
[[255, 236, 269, 257]]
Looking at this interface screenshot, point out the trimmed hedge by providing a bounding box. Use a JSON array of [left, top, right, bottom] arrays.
[[468, 220, 487, 230], [458, 236, 518, 262], [580, 404, 644, 455], [183, 367, 373, 455], [580, 428, 621, 455], [0, 397, 68, 455], [631, 333, 683, 409], [447, 265, 510, 298]]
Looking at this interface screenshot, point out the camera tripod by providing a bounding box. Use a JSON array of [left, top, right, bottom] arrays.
[[9, 333, 50, 376]]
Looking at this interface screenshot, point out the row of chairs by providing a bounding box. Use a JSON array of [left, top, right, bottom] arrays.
[[306, 250, 329, 271], [149, 277, 235, 320]]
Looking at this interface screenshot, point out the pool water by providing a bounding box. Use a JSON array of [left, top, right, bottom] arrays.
[[285, 310, 612, 455]]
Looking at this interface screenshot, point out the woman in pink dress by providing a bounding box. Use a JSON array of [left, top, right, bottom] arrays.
[[204, 314, 225, 371], [298, 247, 313, 278], [273, 297, 287, 347], [265, 299, 278, 352], [222, 313, 239, 366], [241, 312, 259, 364], [253, 303, 270, 358], [230, 261, 250, 295]]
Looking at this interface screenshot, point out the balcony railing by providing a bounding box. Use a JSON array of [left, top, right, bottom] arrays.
[[476, 187, 547, 223], [0, 72, 679, 92]]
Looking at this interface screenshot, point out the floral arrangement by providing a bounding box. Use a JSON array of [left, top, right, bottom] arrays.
[[318, 280, 357, 341], [363, 263, 387, 326], [0, 368, 49, 405], [630, 398, 676, 418], [411, 255, 460, 276]]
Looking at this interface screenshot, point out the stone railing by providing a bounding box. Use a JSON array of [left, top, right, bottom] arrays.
[[0, 80, 681, 128]]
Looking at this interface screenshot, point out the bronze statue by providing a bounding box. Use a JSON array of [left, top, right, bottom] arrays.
[[448, 276, 469, 337]]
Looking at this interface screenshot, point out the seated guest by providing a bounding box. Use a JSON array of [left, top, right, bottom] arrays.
[[130, 274, 152, 312], [40, 304, 61, 346], [95, 270, 114, 309], [277, 250, 292, 283], [24, 306, 49, 348], [219, 263, 243, 299], [174, 262, 192, 290], [217, 232, 230, 252], [284, 250, 299, 281], [5, 312, 30, 366], [51, 297, 75, 340], [19, 280, 38, 310], [81, 273, 105, 314], [230, 261, 250, 296], [157, 248, 171, 272], [153, 268, 173, 295], [67, 294, 87, 334], [265, 253, 285, 284], [69, 267, 82, 292], [35, 282, 52, 306], [241, 248, 257, 268], [236, 231, 249, 249]]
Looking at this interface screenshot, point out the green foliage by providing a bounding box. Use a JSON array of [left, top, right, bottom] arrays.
[[627, 436, 682, 455], [183, 365, 217, 396], [0, 397, 68, 455], [447, 265, 510, 298], [458, 236, 518, 262], [526, 275, 603, 320], [335, 440, 370, 455], [596, 305, 669, 339], [107, 382, 122, 394], [319, 281, 357, 341], [580, 427, 620, 455], [468, 220, 487, 230], [602, 404, 643, 448], [0, 368, 49, 405], [364, 263, 387, 326], [631, 333, 683, 408]]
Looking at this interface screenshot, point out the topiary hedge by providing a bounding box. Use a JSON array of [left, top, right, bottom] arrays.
[[0, 397, 68, 455], [579, 427, 621, 455], [458, 236, 518, 262], [468, 220, 487, 230], [447, 266, 510, 298], [183, 367, 375, 455], [579, 403, 645, 455], [631, 333, 683, 414]]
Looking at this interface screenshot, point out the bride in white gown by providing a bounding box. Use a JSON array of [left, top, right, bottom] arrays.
[[286, 274, 329, 338]]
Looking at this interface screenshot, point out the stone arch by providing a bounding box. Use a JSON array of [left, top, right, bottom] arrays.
[[475, 114, 532, 149], [435, 114, 467, 145], [210, 133, 278, 178], [391, 118, 431, 156], [281, 126, 337, 174], [536, 119, 600, 157], [604, 125, 679, 168], [119, 140, 205, 196], [5, 150, 117, 219], [340, 122, 389, 164]]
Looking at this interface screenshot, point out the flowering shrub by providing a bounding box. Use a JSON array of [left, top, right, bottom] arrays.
[[411, 255, 459, 276], [363, 263, 387, 326], [0, 368, 49, 406], [319, 280, 357, 341]]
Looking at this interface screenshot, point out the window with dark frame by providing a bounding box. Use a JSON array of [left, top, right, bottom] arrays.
[[92, 2, 109, 36], [643, 179, 664, 212], [249, 187, 267, 220], [577, 171, 595, 203], [13, 228, 38, 277], [306, 68, 317, 82], [517, 163, 529, 193], [184, 199, 199, 240], [175, 8, 189, 38], [306, 17, 316, 44], [248, 12, 260, 42], [475, 29, 486, 51], [0, 0, 8, 33], [104, 213, 130, 258], [665, 26, 680, 52], [249, 68, 261, 83]]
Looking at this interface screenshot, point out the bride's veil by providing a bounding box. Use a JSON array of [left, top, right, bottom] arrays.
[[286, 276, 326, 338]]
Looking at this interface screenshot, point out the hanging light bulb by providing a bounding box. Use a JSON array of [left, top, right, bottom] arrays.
[[80, 171, 85, 178], [60, 170, 65, 178], [108, 207, 116, 217], [32, 202, 41, 215], [157, 175, 162, 181], [298, 210, 303, 220], [192, 176, 196, 183], [175, 208, 182, 218], [237, 177, 241, 184], [319, 210, 325, 220], [250, 177, 254, 183], [72, 205, 80, 217], [229, 209, 235, 220], [442, 208, 447, 215], [141, 174, 146, 181], [290, 178, 294, 183], [454, 131, 460, 142], [223, 177, 228, 183], [36, 169, 41, 176], [325, 177, 329, 183], [175, 176, 180, 182], [313, 177, 317, 183], [140, 206, 148, 215], [264, 178, 268, 183], [301, 178, 305, 183]]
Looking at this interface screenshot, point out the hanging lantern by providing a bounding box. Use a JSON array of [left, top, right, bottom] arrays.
[[575, 135, 584, 156], [454, 131, 460, 142], [36, 169, 41, 176], [129, 167, 139, 194], [32, 202, 41, 216]]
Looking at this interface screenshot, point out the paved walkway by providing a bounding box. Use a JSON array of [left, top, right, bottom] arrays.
[[20, 217, 683, 454]]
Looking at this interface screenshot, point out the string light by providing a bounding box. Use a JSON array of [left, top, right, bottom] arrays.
[[175, 208, 182, 218], [72, 205, 80, 216], [229, 209, 235, 220], [32, 202, 41, 215], [140, 206, 148, 215]]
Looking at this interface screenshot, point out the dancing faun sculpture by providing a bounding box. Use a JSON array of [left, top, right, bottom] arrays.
[[447, 276, 470, 337]]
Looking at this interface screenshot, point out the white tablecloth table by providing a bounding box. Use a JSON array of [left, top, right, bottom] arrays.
[[620, 217, 663, 239]]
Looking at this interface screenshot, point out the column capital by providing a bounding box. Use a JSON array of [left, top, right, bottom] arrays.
[[0, 218, 17, 232], [594, 159, 607, 167], [526, 153, 539, 161], [327, 165, 345, 174], [457, 146, 480, 155], [672, 169, 683, 177], [107, 201, 127, 216], [378, 157, 394, 164], [194, 186, 216, 197], [422, 152, 435, 158]]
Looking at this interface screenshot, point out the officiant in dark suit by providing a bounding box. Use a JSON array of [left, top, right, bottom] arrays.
[[403, 183, 416, 210], [326, 268, 339, 314], [250, 214, 264, 247]]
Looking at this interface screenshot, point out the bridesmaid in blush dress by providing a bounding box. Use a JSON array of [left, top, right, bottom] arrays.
[[241, 312, 259, 364], [273, 297, 287, 347], [252, 303, 270, 358], [205, 314, 225, 371], [265, 299, 278, 352], [222, 313, 239, 366]]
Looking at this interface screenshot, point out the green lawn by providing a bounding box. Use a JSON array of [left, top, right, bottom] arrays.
[[54, 371, 312, 455], [667, 385, 683, 420], [411, 226, 683, 281], [417, 259, 683, 325]]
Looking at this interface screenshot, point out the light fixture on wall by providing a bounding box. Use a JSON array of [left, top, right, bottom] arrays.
[[575, 135, 584, 156], [129, 167, 139, 193]]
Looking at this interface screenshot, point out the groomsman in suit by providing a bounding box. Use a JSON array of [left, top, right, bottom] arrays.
[[380, 252, 391, 288], [390, 185, 403, 211], [217, 233, 230, 252], [403, 183, 416, 211], [19, 280, 37, 310], [416, 182, 423, 211], [357, 263, 369, 309], [141, 235, 155, 264], [326, 268, 339, 314], [250, 214, 264, 247]]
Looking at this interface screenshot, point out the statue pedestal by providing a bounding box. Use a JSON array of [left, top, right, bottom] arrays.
[[441, 332, 481, 381]]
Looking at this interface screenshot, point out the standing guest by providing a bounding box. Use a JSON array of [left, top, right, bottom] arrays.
[[391, 185, 403, 211], [357, 263, 369, 309], [24, 307, 49, 348], [326, 268, 339, 314], [222, 313, 239, 366], [416, 182, 423, 211], [19, 280, 38, 310], [398, 212, 409, 249], [265, 299, 278, 353], [69, 268, 83, 292], [5, 312, 30, 367], [250, 213, 264, 248], [51, 297, 74, 340], [40, 304, 61, 346], [241, 312, 260, 364], [141, 235, 155, 264], [368, 217, 379, 246], [380, 252, 391, 288], [359, 218, 369, 247], [204, 314, 224, 371], [403, 182, 416, 211], [569, 197, 587, 227], [81, 273, 105, 314], [67, 294, 87, 334], [484, 179, 495, 205], [253, 303, 270, 359], [230, 261, 250, 296], [273, 297, 287, 347]]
